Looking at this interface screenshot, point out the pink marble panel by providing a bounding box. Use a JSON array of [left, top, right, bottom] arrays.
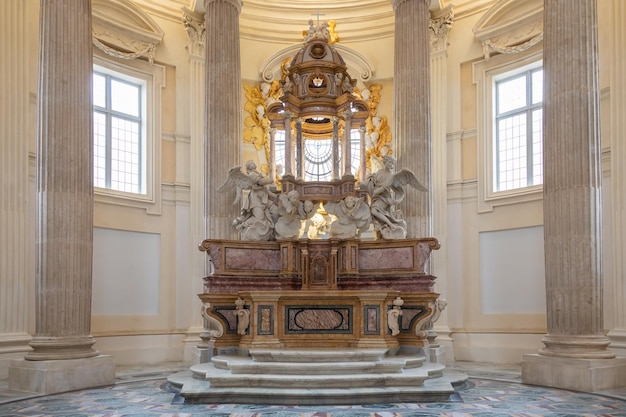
[[287, 307, 351, 333], [365, 305, 379, 334], [358, 246, 415, 271], [224, 247, 281, 271]]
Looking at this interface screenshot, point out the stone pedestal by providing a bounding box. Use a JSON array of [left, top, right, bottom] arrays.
[[9, 356, 115, 395], [522, 354, 626, 392]]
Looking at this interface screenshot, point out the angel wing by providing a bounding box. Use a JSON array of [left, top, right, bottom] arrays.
[[370, 154, 385, 173], [218, 166, 253, 205], [393, 169, 428, 192]]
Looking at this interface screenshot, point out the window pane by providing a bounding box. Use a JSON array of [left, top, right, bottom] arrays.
[[532, 109, 543, 185], [305, 138, 332, 182], [93, 73, 106, 108], [274, 130, 285, 178], [93, 111, 107, 188], [497, 75, 527, 114], [532, 70, 543, 105], [350, 129, 361, 178], [111, 116, 140, 193], [111, 79, 140, 117], [497, 114, 527, 191]]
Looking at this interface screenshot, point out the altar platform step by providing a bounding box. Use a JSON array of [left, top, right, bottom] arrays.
[[168, 349, 468, 405]]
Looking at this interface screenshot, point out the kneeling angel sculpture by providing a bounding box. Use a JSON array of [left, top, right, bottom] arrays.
[[219, 160, 277, 241], [367, 155, 427, 240]]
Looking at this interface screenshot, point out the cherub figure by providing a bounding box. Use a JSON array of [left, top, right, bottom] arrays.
[[275, 190, 304, 240], [324, 195, 371, 240], [219, 160, 277, 241], [367, 155, 427, 240]]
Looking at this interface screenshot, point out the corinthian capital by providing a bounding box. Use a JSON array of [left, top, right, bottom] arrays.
[[182, 9, 205, 57], [430, 9, 454, 52]]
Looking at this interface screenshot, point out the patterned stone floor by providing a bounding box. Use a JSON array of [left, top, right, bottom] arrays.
[[1, 362, 625, 416]]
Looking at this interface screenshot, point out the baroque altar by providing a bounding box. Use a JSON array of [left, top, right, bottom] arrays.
[[169, 19, 465, 405]]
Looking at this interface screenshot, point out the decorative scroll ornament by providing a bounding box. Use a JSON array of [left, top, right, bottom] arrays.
[[200, 302, 224, 340], [92, 36, 156, 63], [483, 31, 543, 58], [472, 0, 543, 60], [92, 0, 164, 64]]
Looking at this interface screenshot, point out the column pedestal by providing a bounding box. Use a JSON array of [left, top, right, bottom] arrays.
[[9, 356, 115, 394], [522, 354, 626, 392]]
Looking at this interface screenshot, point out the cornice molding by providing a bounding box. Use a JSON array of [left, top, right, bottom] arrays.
[[473, 0, 543, 59], [92, 0, 164, 63]]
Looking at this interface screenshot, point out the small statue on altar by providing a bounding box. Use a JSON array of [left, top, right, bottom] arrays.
[[219, 160, 277, 241], [387, 296, 404, 336], [367, 155, 427, 240], [324, 195, 371, 240], [235, 298, 250, 336]]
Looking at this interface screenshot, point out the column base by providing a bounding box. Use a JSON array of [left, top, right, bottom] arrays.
[[8, 355, 115, 395], [522, 353, 626, 392]]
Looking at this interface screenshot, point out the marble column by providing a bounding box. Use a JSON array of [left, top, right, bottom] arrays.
[[204, 0, 243, 239], [359, 125, 367, 184], [0, 0, 34, 378], [391, 0, 432, 238], [296, 118, 304, 179], [332, 117, 340, 180], [269, 128, 277, 185], [343, 110, 353, 178], [521, 0, 626, 391], [607, 0, 626, 355], [9, 0, 114, 394], [283, 112, 293, 177]]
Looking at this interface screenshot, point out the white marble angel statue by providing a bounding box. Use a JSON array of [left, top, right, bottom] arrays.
[[274, 190, 318, 240], [219, 160, 277, 241], [324, 195, 371, 240], [366, 155, 427, 240]]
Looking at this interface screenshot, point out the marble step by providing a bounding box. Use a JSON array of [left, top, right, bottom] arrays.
[[212, 353, 425, 374], [173, 368, 468, 405], [192, 361, 445, 389], [248, 348, 389, 363]]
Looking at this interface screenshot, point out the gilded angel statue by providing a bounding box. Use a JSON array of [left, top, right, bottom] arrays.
[[366, 155, 427, 240], [218, 160, 277, 241]]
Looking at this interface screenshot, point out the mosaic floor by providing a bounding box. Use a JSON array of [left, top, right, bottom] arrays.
[[1, 362, 625, 416]]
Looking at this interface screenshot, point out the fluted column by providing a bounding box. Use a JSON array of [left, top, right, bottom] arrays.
[[0, 0, 33, 362], [182, 10, 207, 361], [522, 0, 626, 392], [27, 0, 97, 361], [204, 0, 242, 239], [541, 0, 609, 359], [607, 0, 626, 353], [10, 0, 114, 395], [429, 9, 453, 361], [391, 0, 432, 238]]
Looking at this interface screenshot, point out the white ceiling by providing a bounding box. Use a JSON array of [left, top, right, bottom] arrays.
[[133, 0, 493, 43]]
